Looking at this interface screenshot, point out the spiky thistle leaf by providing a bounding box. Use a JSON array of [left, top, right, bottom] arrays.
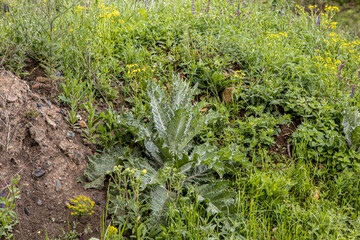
[[81, 147, 124, 189], [167, 108, 189, 155], [148, 185, 171, 223], [170, 76, 197, 111], [193, 180, 236, 215], [149, 84, 171, 138]]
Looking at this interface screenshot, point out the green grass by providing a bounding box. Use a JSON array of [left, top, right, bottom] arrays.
[[0, 176, 20, 240], [2, 0, 360, 239]]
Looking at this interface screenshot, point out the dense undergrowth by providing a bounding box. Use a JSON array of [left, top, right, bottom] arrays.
[[2, 0, 360, 239]]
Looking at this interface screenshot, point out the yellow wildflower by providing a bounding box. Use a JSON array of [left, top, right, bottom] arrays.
[[112, 10, 120, 17], [108, 226, 118, 236]]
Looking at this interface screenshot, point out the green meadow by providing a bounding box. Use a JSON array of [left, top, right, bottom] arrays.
[[2, 0, 360, 239]]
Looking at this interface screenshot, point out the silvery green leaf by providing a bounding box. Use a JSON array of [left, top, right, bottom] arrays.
[[342, 108, 360, 150]]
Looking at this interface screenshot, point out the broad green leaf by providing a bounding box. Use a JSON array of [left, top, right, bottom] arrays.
[[81, 147, 123, 190], [194, 180, 236, 216]]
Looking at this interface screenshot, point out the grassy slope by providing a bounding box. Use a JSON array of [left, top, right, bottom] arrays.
[[2, 0, 360, 239]]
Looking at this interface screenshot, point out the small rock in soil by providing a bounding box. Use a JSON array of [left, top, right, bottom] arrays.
[[66, 131, 74, 139], [58, 177, 62, 181], [29, 126, 45, 143], [55, 180, 62, 192], [7, 95, 17, 103], [73, 152, 82, 165], [24, 207, 30, 216], [95, 200, 100, 206], [44, 114, 57, 128], [37, 200, 43, 206], [32, 168, 45, 178], [47, 110, 57, 117], [43, 161, 51, 169], [59, 140, 68, 151], [37, 103, 44, 108], [25, 189, 30, 196]]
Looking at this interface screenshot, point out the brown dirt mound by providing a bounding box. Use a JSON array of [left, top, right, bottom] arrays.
[[0, 70, 105, 240]]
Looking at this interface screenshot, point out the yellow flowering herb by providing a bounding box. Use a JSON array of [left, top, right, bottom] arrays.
[[107, 225, 118, 237], [67, 195, 95, 217]]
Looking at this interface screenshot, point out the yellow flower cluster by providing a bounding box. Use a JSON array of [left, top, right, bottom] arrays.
[[67, 195, 95, 216], [266, 32, 288, 41], [314, 52, 343, 85], [329, 22, 337, 29], [99, 3, 120, 19], [126, 64, 138, 68], [126, 64, 154, 77], [309, 5, 317, 10], [233, 70, 245, 79], [315, 55, 341, 71], [324, 5, 340, 12], [76, 5, 88, 12], [108, 225, 118, 236], [266, 32, 288, 46], [295, 5, 305, 15], [127, 67, 145, 76], [323, 32, 360, 60]]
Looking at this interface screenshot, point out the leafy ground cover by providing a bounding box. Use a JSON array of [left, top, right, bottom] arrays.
[[2, 0, 360, 239]]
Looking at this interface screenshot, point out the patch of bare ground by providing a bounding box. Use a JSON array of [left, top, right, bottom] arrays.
[[0, 69, 105, 240], [270, 119, 300, 157]]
